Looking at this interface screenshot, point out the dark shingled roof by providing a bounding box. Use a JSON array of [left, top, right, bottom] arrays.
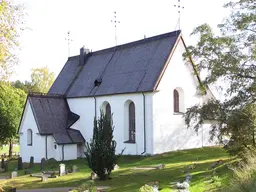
[[48, 30, 181, 97], [28, 93, 84, 144]]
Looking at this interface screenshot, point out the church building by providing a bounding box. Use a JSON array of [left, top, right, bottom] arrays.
[[18, 30, 216, 163]]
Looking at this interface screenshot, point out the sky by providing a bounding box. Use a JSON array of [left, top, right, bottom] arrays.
[[13, 0, 230, 82]]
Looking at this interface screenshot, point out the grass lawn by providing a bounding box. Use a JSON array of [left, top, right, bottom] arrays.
[[0, 147, 236, 192]]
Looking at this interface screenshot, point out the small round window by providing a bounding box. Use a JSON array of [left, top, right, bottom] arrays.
[[54, 144, 57, 149]]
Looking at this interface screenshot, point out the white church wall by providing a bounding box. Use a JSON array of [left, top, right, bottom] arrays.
[[19, 101, 46, 163], [152, 39, 215, 154], [63, 144, 77, 160], [46, 135, 55, 160], [67, 98, 95, 146], [52, 144, 77, 161], [67, 93, 154, 155]]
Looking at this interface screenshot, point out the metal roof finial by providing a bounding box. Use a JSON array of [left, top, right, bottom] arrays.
[[111, 11, 121, 46], [65, 31, 73, 57], [174, 0, 185, 31]]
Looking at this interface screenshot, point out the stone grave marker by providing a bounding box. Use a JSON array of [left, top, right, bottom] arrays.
[[1, 158, 4, 169], [59, 164, 66, 176], [72, 165, 78, 173], [41, 175, 48, 182], [91, 171, 98, 180], [156, 164, 165, 170], [11, 171, 18, 179], [4, 161, 8, 172], [17, 157, 23, 170], [29, 156, 34, 168], [114, 164, 119, 170], [24, 169, 31, 175], [40, 158, 46, 171]]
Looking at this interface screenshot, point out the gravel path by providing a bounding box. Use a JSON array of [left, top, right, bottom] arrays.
[[17, 188, 73, 192], [17, 186, 109, 192]]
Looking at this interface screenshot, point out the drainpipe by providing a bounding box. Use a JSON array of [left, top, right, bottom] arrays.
[[141, 93, 146, 155], [45, 135, 48, 159], [62, 145, 65, 161], [93, 97, 97, 117]]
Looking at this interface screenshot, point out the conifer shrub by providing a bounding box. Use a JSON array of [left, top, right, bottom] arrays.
[[85, 111, 124, 180]]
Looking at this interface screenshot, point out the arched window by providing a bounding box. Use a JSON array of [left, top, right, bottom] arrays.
[[106, 103, 111, 120], [27, 129, 33, 146], [173, 89, 180, 112], [129, 102, 136, 142]]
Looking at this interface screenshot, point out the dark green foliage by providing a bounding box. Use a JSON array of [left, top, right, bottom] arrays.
[[11, 80, 33, 93], [0, 83, 26, 157], [29, 156, 34, 168], [183, 0, 256, 155], [17, 157, 22, 170], [85, 111, 124, 180]]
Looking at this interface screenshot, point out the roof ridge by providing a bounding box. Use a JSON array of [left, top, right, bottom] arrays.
[[28, 92, 65, 99], [93, 30, 181, 55], [69, 30, 181, 57]]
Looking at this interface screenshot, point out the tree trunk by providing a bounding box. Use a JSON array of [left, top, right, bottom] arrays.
[[8, 139, 13, 158]]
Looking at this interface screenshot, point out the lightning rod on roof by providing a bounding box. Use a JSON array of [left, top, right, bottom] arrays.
[[111, 11, 120, 46], [174, 0, 185, 31], [65, 31, 73, 57]]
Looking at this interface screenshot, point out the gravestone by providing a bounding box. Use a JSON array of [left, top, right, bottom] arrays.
[[11, 171, 18, 179], [72, 165, 78, 173], [59, 164, 65, 176], [114, 164, 119, 170], [17, 157, 23, 170], [29, 156, 34, 168], [4, 161, 8, 172], [1, 158, 4, 169], [41, 175, 48, 182], [175, 173, 191, 191], [24, 169, 31, 175], [211, 159, 223, 169], [91, 171, 97, 180], [40, 158, 46, 171], [156, 164, 165, 170]]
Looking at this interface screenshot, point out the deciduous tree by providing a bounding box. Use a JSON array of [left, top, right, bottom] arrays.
[[183, 0, 256, 155], [0, 0, 24, 80], [30, 66, 54, 93], [0, 82, 26, 156]]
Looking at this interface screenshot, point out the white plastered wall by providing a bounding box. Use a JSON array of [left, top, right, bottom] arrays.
[[67, 92, 153, 155], [152, 38, 216, 154], [19, 101, 79, 162], [19, 101, 46, 163]]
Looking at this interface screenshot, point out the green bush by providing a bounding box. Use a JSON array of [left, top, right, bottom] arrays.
[[72, 181, 96, 192], [139, 184, 155, 192], [221, 150, 256, 192]]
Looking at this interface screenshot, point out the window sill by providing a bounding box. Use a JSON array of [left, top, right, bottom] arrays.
[[124, 140, 136, 144], [173, 112, 184, 115], [27, 144, 32, 146]]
